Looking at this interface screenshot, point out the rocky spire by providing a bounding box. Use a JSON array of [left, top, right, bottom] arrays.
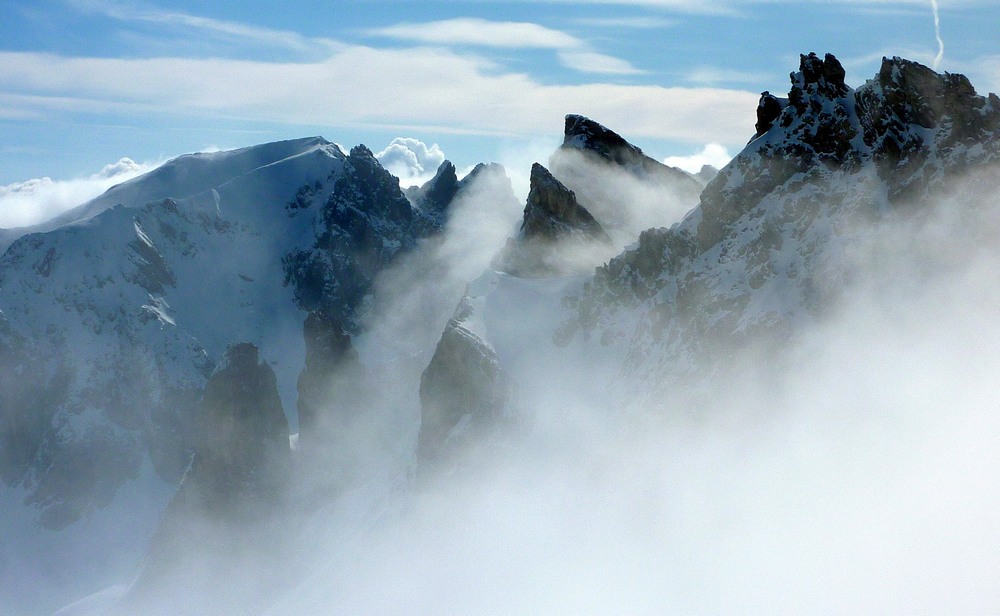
[[296, 310, 360, 447], [521, 163, 609, 243], [562, 114, 650, 168], [406, 160, 459, 226], [494, 163, 611, 276]]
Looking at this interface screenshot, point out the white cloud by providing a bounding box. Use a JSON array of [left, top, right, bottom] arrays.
[[664, 143, 733, 173], [685, 66, 778, 87], [370, 18, 580, 50], [571, 16, 677, 28], [557, 50, 643, 75], [67, 0, 341, 56], [376, 138, 446, 186], [0, 49, 757, 150], [0, 157, 157, 228], [369, 18, 642, 75]]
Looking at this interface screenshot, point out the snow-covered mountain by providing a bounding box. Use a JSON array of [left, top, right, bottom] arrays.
[[4, 52, 1000, 615], [559, 54, 1000, 398], [0, 137, 481, 614]]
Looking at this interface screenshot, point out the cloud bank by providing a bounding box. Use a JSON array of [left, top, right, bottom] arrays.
[[0, 49, 757, 150], [664, 143, 733, 173], [0, 158, 157, 228]]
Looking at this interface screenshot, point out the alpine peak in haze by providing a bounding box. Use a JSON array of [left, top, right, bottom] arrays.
[[563, 53, 1000, 394], [0, 133, 493, 613], [5, 51, 1000, 615]]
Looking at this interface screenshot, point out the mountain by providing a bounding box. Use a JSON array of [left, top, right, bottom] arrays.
[[559, 54, 1000, 399], [416, 53, 1000, 468], [0, 137, 477, 614], [494, 162, 611, 277], [547, 114, 705, 249], [7, 52, 1000, 615]]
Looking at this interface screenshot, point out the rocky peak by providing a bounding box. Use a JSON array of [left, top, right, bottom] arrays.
[[286, 142, 422, 324], [563, 114, 648, 168], [126, 342, 291, 612], [790, 52, 849, 101], [332, 144, 413, 225], [521, 163, 609, 242], [493, 163, 611, 277], [417, 295, 506, 471], [405, 160, 459, 225]]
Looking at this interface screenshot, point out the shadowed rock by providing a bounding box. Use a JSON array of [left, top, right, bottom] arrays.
[[495, 163, 610, 276], [417, 296, 507, 471], [124, 342, 290, 614]]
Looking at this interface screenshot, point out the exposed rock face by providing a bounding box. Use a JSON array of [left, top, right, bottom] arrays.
[[283, 145, 440, 327], [549, 115, 704, 245], [125, 343, 290, 614], [194, 343, 289, 491], [496, 163, 610, 276], [562, 114, 676, 176], [522, 163, 609, 242], [295, 310, 360, 447], [563, 53, 1000, 395], [418, 296, 506, 470], [405, 160, 459, 226]]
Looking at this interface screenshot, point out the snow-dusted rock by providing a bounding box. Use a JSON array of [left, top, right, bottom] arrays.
[[563, 54, 1000, 397]]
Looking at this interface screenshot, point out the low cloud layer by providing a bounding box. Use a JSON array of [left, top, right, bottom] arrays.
[[0, 158, 157, 228], [664, 142, 733, 173]]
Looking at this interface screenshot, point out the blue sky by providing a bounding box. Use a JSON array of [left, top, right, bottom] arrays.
[[1, 0, 998, 225]]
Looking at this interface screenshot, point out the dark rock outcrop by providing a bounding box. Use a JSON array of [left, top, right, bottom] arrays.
[[521, 163, 609, 242], [125, 343, 290, 614], [549, 115, 705, 244], [283, 144, 447, 329], [558, 114, 704, 191], [295, 310, 360, 447], [417, 297, 506, 470], [495, 163, 610, 276], [405, 160, 459, 226]]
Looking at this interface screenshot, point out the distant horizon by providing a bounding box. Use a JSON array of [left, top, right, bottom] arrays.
[[2, 0, 998, 225]]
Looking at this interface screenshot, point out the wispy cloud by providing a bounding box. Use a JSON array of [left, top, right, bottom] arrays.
[[685, 66, 778, 87], [571, 16, 677, 28], [369, 18, 642, 75], [370, 18, 580, 50], [0, 49, 757, 147], [66, 0, 342, 56]]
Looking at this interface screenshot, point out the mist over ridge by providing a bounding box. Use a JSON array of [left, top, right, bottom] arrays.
[[2, 52, 999, 615]]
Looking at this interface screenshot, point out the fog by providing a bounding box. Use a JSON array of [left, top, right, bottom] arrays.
[[263, 167, 1000, 615], [54, 160, 1000, 615]]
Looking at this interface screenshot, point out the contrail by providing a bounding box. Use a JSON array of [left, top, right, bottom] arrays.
[[931, 0, 944, 70]]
